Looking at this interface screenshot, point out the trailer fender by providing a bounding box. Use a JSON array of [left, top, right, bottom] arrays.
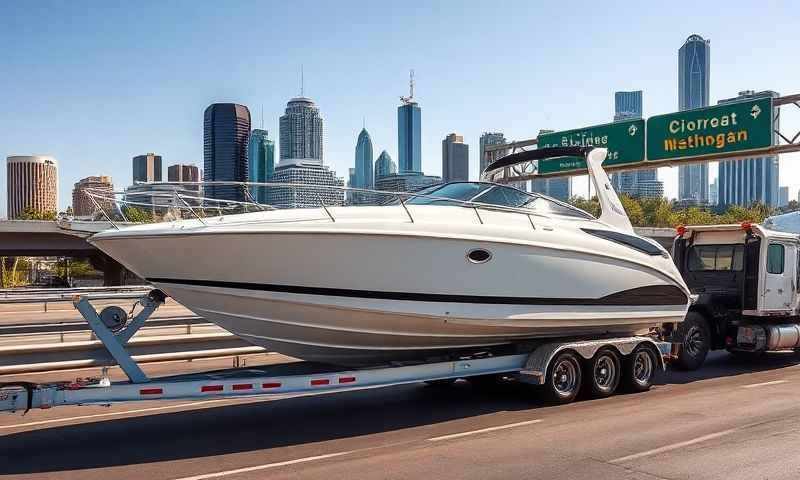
[[517, 337, 666, 385]]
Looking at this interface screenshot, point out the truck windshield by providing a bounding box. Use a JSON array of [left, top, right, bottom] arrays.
[[688, 245, 744, 271]]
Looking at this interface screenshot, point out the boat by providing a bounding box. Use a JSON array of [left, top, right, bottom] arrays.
[[88, 146, 690, 366]]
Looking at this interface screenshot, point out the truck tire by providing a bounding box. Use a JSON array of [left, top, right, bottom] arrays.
[[542, 350, 582, 404], [582, 348, 621, 398], [622, 344, 659, 393], [674, 311, 710, 371]]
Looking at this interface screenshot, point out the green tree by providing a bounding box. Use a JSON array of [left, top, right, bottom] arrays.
[[122, 206, 154, 223], [618, 194, 645, 226], [17, 207, 57, 220]]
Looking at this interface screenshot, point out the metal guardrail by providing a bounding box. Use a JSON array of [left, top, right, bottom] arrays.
[[0, 286, 152, 304]]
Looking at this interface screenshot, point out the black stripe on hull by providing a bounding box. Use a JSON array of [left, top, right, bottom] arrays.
[[146, 278, 688, 307]]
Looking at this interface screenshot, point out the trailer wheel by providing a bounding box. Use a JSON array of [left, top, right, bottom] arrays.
[[582, 348, 621, 398], [542, 351, 582, 404], [674, 311, 710, 371], [622, 344, 658, 393]]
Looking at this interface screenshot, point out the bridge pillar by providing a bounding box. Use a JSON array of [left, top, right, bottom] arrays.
[[102, 256, 126, 286]]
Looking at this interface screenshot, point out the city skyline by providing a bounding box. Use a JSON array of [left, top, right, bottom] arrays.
[[1, 2, 799, 214]]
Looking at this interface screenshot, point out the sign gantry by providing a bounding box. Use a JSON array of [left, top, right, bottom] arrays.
[[485, 93, 800, 184]]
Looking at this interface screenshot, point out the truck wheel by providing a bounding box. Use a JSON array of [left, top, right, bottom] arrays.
[[583, 348, 621, 398], [674, 311, 710, 371], [622, 344, 658, 393], [542, 351, 582, 404]]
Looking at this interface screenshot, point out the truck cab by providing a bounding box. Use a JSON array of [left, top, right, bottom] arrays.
[[672, 223, 800, 369]]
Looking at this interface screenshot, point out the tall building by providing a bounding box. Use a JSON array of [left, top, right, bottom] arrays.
[[709, 177, 718, 205], [247, 129, 275, 203], [167, 164, 201, 194], [716, 90, 780, 207], [531, 177, 571, 202], [375, 150, 398, 180], [478, 132, 508, 174], [398, 71, 421, 173], [167, 164, 200, 183], [677, 34, 711, 203], [375, 173, 441, 193], [614, 90, 643, 122], [610, 91, 663, 198], [279, 97, 323, 162], [132, 153, 162, 183], [442, 133, 469, 182], [354, 128, 374, 188], [779, 186, 789, 207], [6, 155, 58, 219], [266, 160, 344, 208], [72, 175, 113, 217], [204, 103, 251, 201]]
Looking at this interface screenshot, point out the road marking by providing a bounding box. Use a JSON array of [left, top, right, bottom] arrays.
[[742, 380, 788, 389], [609, 428, 740, 463], [427, 419, 543, 442], [169, 451, 356, 480], [0, 397, 262, 430]]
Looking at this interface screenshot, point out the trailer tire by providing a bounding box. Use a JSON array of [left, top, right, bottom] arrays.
[[542, 351, 582, 404], [622, 344, 658, 393], [674, 311, 710, 371], [582, 348, 621, 398]]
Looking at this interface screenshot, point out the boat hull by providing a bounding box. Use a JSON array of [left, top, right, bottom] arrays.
[[92, 223, 689, 366]]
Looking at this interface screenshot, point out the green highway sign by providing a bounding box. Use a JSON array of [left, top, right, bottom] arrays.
[[536, 119, 645, 175], [646, 97, 773, 161]]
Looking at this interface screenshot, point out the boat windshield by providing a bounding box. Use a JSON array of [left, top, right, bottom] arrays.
[[406, 182, 593, 219]]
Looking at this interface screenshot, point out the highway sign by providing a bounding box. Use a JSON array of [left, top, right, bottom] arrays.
[[537, 119, 645, 175], [646, 97, 773, 161]]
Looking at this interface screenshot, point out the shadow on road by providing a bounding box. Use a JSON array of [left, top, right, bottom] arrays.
[[661, 350, 800, 385], [0, 381, 539, 474]]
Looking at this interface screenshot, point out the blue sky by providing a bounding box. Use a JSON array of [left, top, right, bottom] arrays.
[[1, 0, 798, 214]]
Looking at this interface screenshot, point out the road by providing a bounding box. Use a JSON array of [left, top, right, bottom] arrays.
[[2, 349, 800, 480]]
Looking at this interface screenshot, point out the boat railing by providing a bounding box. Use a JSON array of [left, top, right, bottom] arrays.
[[73, 180, 572, 231]]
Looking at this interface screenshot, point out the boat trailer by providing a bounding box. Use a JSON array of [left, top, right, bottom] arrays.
[[0, 290, 673, 413]]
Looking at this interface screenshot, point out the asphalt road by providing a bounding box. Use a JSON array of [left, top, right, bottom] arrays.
[[2, 349, 800, 480]]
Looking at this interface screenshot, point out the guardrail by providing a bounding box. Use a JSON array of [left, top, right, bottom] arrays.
[[0, 286, 153, 304]]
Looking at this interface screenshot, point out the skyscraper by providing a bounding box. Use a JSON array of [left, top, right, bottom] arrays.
[[6, 155, 58, 219], [478, 132, 508, 174], [247, 129, 275, 203], [375, 150, 397, 180], [72, 175, 113, 217], [610, 91, 662, 198], [531, 177, 571, 202], [279, 97, 323, 162], [354, 128, 374, 189], [270, 95, 343, 207], [779, 186, 789, 207], [614, 91, 643, 122], [167, 164, 200, 183], [677, 34, 711, 204], [442, 133, 469, 182], [204, 103, 251, 201], [132, 153, 162, 183], [716, 90, 780, 207], [398, 71, 421, 173]]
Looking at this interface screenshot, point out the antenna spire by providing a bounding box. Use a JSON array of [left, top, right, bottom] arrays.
[[260, 104, 264, 130], [300, 65, 304, 97], [409, 69, 414, 99]]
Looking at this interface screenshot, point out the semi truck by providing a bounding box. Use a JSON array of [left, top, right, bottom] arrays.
[[672, 223, 800, 370]]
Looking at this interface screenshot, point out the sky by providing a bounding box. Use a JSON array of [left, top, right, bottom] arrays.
[[0, 0, 798, 214]]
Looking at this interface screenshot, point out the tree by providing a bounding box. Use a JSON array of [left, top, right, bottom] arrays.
[[618, 194, 645, 226], [122, 206, 154, 223], [17, 206, 56, 221]]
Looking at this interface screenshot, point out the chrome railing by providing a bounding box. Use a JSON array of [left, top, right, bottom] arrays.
[[77, 180, 589, 230]]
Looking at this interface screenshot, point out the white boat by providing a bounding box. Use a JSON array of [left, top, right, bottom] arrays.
[[89, 147, 690, 366]]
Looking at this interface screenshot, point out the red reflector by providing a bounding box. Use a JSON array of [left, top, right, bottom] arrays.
[[232, 383, 253, 391], [310, 379, 330, 386], [676, 225, 686, 236], [338, 376, 356, 384], [201, 385, 224, 392], [262, 382, 282, 389], [140, 388, 163, 395]]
